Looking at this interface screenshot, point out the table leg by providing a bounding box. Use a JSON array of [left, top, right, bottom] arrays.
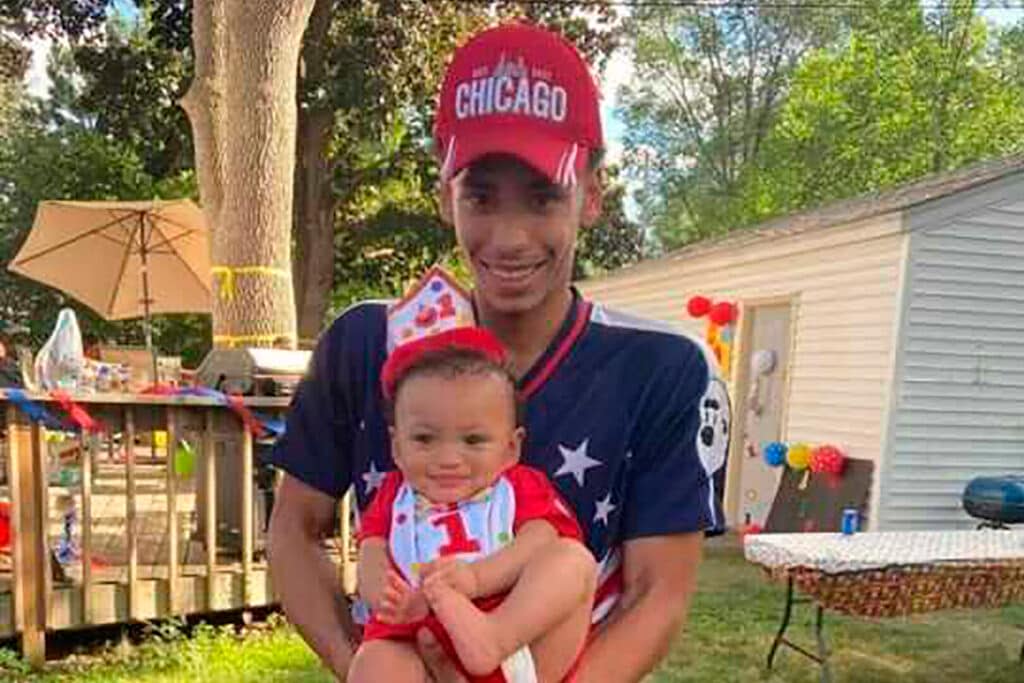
[[816, 604, 832, 683], [766, 575, 833, 680], [767, 577, 796, 670]]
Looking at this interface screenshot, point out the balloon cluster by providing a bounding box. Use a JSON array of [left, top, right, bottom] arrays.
[[686, 295, 738, 371], [762, 440, 847, 475], [687, 296, 737, 326]]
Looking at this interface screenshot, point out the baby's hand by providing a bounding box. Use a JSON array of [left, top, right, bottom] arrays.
[[420, 557, 480, 599], [376, 570, 429, 624]]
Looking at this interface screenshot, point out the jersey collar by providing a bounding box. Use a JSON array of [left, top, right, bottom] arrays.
[[516, 288, 592, 399]]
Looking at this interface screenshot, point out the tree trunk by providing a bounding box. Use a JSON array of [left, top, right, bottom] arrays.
[[294, 109, 337, 343], [180, 0, 226, 243], [181, 0, 315, 349], [293, 0, 337, 344]]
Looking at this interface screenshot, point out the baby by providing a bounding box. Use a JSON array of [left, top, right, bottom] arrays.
[[348, 327, 597, 683]]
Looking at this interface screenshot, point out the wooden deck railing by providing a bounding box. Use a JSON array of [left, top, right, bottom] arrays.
[[0, 391, 355, 666]]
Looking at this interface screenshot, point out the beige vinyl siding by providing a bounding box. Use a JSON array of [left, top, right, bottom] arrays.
[[882, 189, 1024, 530], [581, 215, 907, 526]]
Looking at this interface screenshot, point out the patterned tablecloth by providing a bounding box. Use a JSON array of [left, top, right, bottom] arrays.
[[744, 531, 1024, 617], [745, 530, 1024, 574]]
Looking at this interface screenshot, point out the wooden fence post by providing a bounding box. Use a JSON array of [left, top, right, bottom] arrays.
[[6, 406, 47, 667], [81, 433, 94, 623], [124, 407, 139, 620], [241, 428, 254, 605], [203, 410, 217, 611], [165, 407, 179, 614]]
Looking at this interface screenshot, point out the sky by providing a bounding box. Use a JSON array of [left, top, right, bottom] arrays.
[[600, 47, 635, 166], [21, 5, 1024, 173]]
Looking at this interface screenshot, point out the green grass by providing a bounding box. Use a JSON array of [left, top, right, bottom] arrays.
[[0, 617, 331, 683], [652, 540, 1024, 683], [3, 541, 1023, 682]]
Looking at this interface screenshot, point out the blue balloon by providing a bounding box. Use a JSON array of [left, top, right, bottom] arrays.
[[763, 441, 787, 467]]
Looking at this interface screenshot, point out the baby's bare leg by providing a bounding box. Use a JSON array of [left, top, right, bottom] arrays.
[[527, 582, 594, 682], [424, 538, 596, 679], [348, 638, 429, 683], [501, 539, 596, 682]]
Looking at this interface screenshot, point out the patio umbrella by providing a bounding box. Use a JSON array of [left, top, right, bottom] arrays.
[[7, 199, 211, 376]]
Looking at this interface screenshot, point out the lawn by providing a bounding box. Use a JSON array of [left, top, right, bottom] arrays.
[[4, 539, 1023, 682], [657, 540, 1024, 682]]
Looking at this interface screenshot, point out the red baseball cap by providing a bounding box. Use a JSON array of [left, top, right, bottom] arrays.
[[434, 22, 604, 187]]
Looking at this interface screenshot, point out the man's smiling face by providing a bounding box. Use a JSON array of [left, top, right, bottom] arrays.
[[441, 154, 600, 316]]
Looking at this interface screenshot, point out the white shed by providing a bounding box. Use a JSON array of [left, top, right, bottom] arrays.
[[580, 156, 1024, 531]]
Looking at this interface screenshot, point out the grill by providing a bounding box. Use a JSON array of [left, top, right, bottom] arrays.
[[962, 475, 1024, 528], [195, 347, 311, 396]]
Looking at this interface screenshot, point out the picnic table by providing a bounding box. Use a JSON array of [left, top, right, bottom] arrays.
[[744, 530, 1024, 682]]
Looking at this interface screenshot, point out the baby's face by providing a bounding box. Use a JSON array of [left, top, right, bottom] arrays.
[[391, 371, 521, 504]]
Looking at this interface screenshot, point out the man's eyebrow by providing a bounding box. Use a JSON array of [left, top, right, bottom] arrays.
[[530, 180, 567, 195], [462, 173, 496, 190]]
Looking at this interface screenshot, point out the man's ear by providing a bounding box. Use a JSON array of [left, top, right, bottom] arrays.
[[438, 178, 454, 227], [580, 171, 604, 229]]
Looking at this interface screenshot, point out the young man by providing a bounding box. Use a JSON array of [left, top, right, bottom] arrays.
[[268, 22, 730, 682]]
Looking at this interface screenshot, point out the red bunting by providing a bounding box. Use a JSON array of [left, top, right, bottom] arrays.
[[225, 394, 268, 438], [51, 391, 104, 433], [0, 502, 10, 550]]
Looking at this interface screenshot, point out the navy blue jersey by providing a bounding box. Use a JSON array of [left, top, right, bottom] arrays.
[[270, 290, 730, 617]]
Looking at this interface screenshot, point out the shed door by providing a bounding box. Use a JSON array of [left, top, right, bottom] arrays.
[[738, 303, 792, 526]]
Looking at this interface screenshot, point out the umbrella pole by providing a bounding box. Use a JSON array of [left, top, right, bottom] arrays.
[[139, 214, 158, 383]]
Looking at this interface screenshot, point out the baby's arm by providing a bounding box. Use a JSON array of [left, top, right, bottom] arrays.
[[358, 539, 428, 624], [422, 519, 558, 599]]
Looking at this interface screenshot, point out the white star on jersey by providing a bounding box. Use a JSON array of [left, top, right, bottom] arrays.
[[555, 439, 601, 487], [362, 461, 386, 495], [594, 493, 616, 526]]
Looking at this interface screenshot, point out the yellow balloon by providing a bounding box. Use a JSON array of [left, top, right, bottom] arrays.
[[787, 442, 812, 470]]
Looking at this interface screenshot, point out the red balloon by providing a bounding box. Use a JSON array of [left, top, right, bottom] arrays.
[[687, 295, 711, 318], [709, 301, 736, 326], [810, 445, 847, 476]]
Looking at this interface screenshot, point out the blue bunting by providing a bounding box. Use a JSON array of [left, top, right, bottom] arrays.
[[252, 412, 285, 439], [176, 386, 285, 438], [5, 389, 66, 430]]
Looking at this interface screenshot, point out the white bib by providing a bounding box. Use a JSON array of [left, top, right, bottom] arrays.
[[389, 476, 517, 586], [388, 476, 538, 683]]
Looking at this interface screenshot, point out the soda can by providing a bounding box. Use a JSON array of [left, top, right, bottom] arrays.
[[841, 507, 860, 535]]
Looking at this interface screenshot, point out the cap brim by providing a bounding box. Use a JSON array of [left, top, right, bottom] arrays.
[[440, 131, 588, 187]]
